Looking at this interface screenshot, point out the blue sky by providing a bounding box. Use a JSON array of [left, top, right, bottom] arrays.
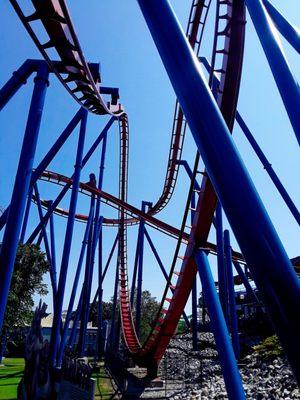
[[0, 1, 299, 315]]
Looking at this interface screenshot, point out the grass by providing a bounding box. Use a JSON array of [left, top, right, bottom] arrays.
[[0, 358, 24, 400], [93, 362, 120, 399], [0, 358, 118, 399]]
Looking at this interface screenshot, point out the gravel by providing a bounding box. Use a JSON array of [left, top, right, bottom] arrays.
[[157, 333, 300, 400]]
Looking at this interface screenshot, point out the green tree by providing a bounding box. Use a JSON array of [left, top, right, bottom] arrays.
[[89, 290, 160, 342], [139, 290, 160, 341], [0, 244, 49, 357]]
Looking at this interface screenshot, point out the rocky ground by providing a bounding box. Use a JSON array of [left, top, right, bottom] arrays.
[[157, 333, 300, 400]]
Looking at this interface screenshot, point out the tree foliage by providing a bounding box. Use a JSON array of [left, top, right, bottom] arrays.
[[89, 290, 160, 342], [1, 244, 49, 343]]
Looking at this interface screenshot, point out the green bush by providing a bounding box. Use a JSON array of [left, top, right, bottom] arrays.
[[253, 335, 283, 360]]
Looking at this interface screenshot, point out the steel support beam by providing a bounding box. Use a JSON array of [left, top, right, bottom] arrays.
[[0, 59, 40, 110], [137, 0, 300, 382], [224, 230, 240, 359], [200, 56, 300, 226], [135, 202, 147, 338], [195, 250, 245, 399], [19, 186, 33, 243], [235, 112, 300, 226], [144, 228, 190, 327], [26, 117, 115, 243], [78, 190, 96, 357], [0, 108, 84, 230], [216, 203, 228, 320], [57, 197, 95, 365], [50, 110, 87, 366], [33, 184, 57, 297], [262, 0, 300, 54], [0, 63, 49, 334], [245, 0, 300, 146], [97, 228, 104, 357], [49, 201, 57, 291]]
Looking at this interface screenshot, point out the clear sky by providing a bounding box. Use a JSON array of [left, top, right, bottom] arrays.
[[0, 1, 299, 315]]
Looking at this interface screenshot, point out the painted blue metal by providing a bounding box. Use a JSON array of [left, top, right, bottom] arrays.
[[0, 63, 49, 335], [191, 190, 198, 350], [195, 250, 245, 399], [233, 261, 260, 304], [137, 0, 300, 382], [0, 108, 84, 231], [78, 188, 96, 357], [33, 184, 57, 297], [191, 279, 198, 350], [101, 234, 119, 285], [68, 290, 84, 348], [50, 109, 87, 366], [224, 230, 240, 359], [262, 0, 300, 54], [200, 56, 300, 226], [56, 197, 95, 366], [177, 160, 201, 192], [26, 116, 115, 243], [19, 186, 33, 243], [79, 215, 104, 357], [235, 112, 300, 226], [216, 202, 228, 321], [97, 227, 104, 357], [90, 233, 119, 308], [130, 228, 141, 307], [109, 261, 120, 349], [78, 127, 108, 357], [135, 201, 147, 338], [49, 201, 57, 292], [143, 228, 190, 327], [0, 59, 39, 110], [245, 0, 300, 146]]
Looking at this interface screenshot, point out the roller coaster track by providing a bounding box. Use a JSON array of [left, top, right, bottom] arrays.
[[9, 0, 211, 227], [9, 0, 246, 369]]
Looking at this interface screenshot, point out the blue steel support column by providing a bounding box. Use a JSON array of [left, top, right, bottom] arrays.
[[143, 228, 190, 327], [19, 186, 33, 243], [33, 185, 56, 297], [233, 261, 260, 304], [0, 59, 39, 111], [135, 201, 147, 338], [0, 108, 84, 231], [109, 261, 119, 349], [79, 216, 104, 358], [262, 0, 300, 54], [195, 250, 245, 399], [200, 57, 300, 226], [49, 201, 57, 291], [215, 203, 228, 321], [78, 191, 95, 357], [224, 230, 240, 359], [235, 112, 300, 226], [68, 290, 84, 348], [26, 117, 115, 243], [97, 227, 103, 358], [88, 130, 108, 358], [136, 0, 300, 382], [0, 63, 49, 334], [177, 160, 201, 192], [245, 0, 300, 146], [50, 109, 87, 366], [130, 228, 141, 307], [57, 197, 95, 365], [191, 190, 198, 350]]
